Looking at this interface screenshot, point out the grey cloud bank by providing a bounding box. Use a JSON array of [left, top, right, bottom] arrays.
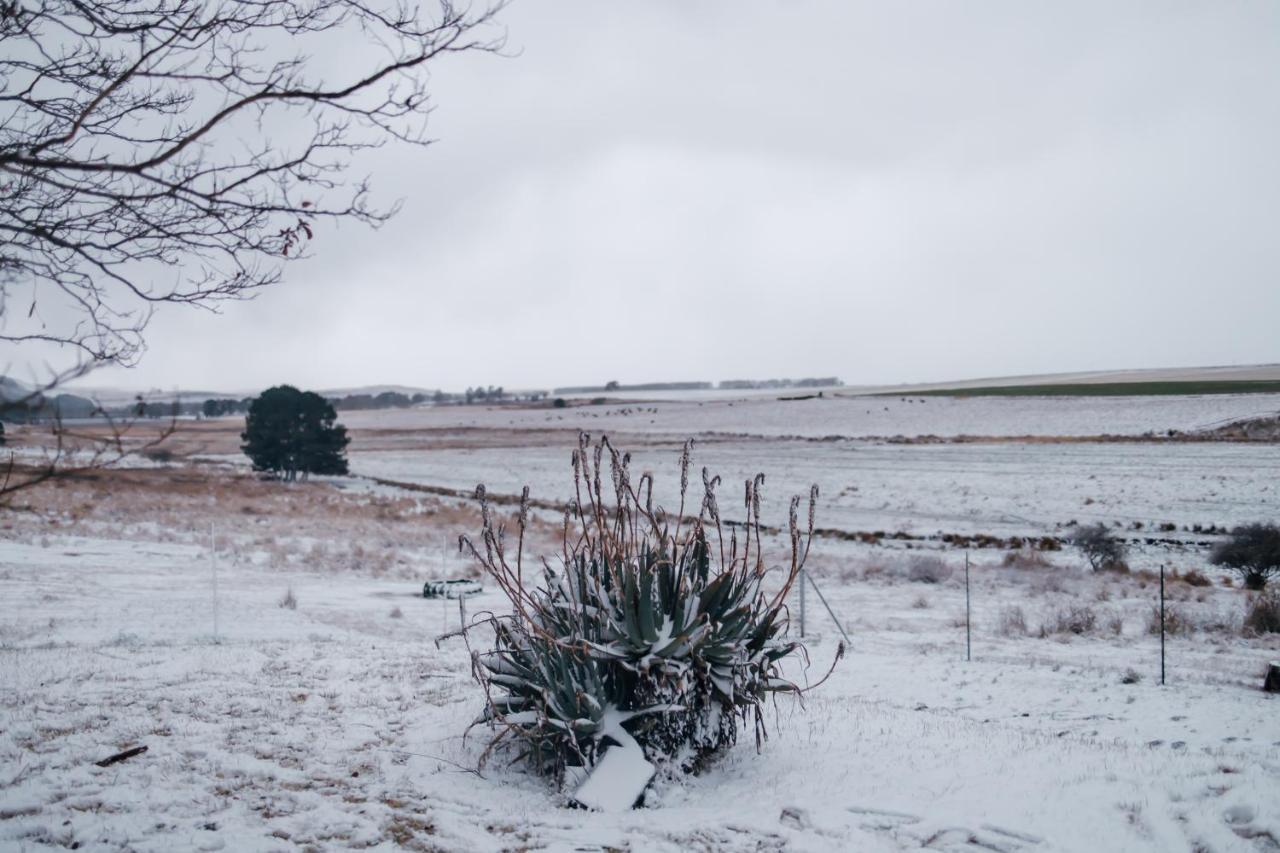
[[21, 0, 1280, 392]]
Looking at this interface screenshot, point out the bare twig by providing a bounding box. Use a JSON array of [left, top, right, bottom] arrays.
[[94, 745, 148, 767]]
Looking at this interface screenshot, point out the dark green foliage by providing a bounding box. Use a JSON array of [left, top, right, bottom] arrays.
[[1211, 523, 1280, 591], [461, 435, 835, 783], [240, 385, 349, 481], [202, 398, 249, 417]]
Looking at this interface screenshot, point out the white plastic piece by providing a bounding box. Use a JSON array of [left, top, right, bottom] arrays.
[[573, 741, 655, 812]]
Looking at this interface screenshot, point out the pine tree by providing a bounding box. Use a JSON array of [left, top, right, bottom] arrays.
[[240, 386, 349, 480]]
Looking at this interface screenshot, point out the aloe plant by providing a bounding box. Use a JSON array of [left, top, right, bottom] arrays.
[[459, 434, 836, 785]]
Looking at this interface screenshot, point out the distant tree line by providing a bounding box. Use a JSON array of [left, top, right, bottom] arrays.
[[202, 398, 253, 417], [550, 378, 844, 395], [552, 381, 714, 395], [3, 381, 568, 425], [717, 377, 843, 390], [331, 391, 427, 411]]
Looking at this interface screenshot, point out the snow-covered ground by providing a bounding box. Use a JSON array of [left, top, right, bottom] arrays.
[[350, 440, 1280, 552], [2, 513, 1278, 851], [3, 392, 1280, 851], [334, 392, 1280, 440]]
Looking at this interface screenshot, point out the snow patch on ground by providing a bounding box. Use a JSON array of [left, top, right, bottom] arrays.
[[3, 534, 1277, 851]]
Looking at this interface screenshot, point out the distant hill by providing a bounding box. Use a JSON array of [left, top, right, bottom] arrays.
[[40, 363, 1280, 409], [0, 377, 99, 421], [0, 376, 31, 404], [63, 383, 443, 407], [862, 364, 1280, 397]]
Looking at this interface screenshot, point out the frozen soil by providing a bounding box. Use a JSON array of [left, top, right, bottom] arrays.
[[2, 466, 1279, 852]]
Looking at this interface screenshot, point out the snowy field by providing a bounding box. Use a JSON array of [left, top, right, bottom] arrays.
[[350, 440, 1280, 557], [334, 392, 1280, 440], [3, 392, 1280, 851], [2, 519, 1278, 852]]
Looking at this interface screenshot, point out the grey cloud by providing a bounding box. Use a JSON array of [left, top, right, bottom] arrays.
[[9, 0, 1277, 393]]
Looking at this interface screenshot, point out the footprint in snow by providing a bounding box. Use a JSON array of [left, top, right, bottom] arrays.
[[846, 806, 1045, 853]]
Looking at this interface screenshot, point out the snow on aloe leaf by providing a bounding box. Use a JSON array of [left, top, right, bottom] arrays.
[[460, 433, 836, 790]]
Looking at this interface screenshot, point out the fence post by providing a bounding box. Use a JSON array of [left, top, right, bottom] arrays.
[[210, 522, 220, 644], [804, 572, 851, 645], [799, 568, 807, 638], [964, 551, 971, 663], [1160, 564, 1166, 686]]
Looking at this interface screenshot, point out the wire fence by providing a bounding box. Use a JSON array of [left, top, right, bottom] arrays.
[[795, 555, 1184, 686]]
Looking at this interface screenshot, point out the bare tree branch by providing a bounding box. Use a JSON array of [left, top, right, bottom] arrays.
[[0, 363, 179, 504], [1, 0, 508, 366]]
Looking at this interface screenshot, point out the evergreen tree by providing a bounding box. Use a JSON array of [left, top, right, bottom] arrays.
[[241, 385, 350, 480]]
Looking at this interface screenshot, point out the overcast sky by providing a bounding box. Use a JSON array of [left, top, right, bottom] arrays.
[[22, 0, 1280, 393]]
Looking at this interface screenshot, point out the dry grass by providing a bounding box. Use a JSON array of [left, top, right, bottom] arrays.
[[995, 605, 1028, 637], [1244, 590, 1280, 635], [1030, 573, 1067, 594], [0, 463, 560, 582], [1000, 549, 1054, 571], [1176, 569, 1213, 588], [907, 556, 952, 584], [1040, 604, 1098, 637]]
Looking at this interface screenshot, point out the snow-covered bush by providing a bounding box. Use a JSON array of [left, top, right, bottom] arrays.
[[1040, 604, 1098, 636], [1069, 523, 1127, 572], [459, 434, 836, 789], [995, 605, 1028, 636], [1147, 603, 1191, 636], [907, 555, 951, 584], [1211, 523, 1280, 591], [1244, 589, 1280, 634]]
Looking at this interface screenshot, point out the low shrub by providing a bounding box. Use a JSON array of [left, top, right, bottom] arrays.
[[1120, 668, 1141, 685], [1132, 568, 1158, 586], [1178, 569, 1212, 588], [1104, 612, 1124, 636], [1211, 523, 1280, 591], [1146, 603, 1192, 636], [1001, 549, 1052, 570], [1196, 608, 1240, 635], [996, 605, 1027, 637], [279, 587, 297, 609], [1030, 573, 1066, 594], [907, 556, 951, 584], [1244, 589, 1280, 634], [1069, 523, 1127, 572], [862, 562, 889, 581], [1041, 604, 1097, 636]]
